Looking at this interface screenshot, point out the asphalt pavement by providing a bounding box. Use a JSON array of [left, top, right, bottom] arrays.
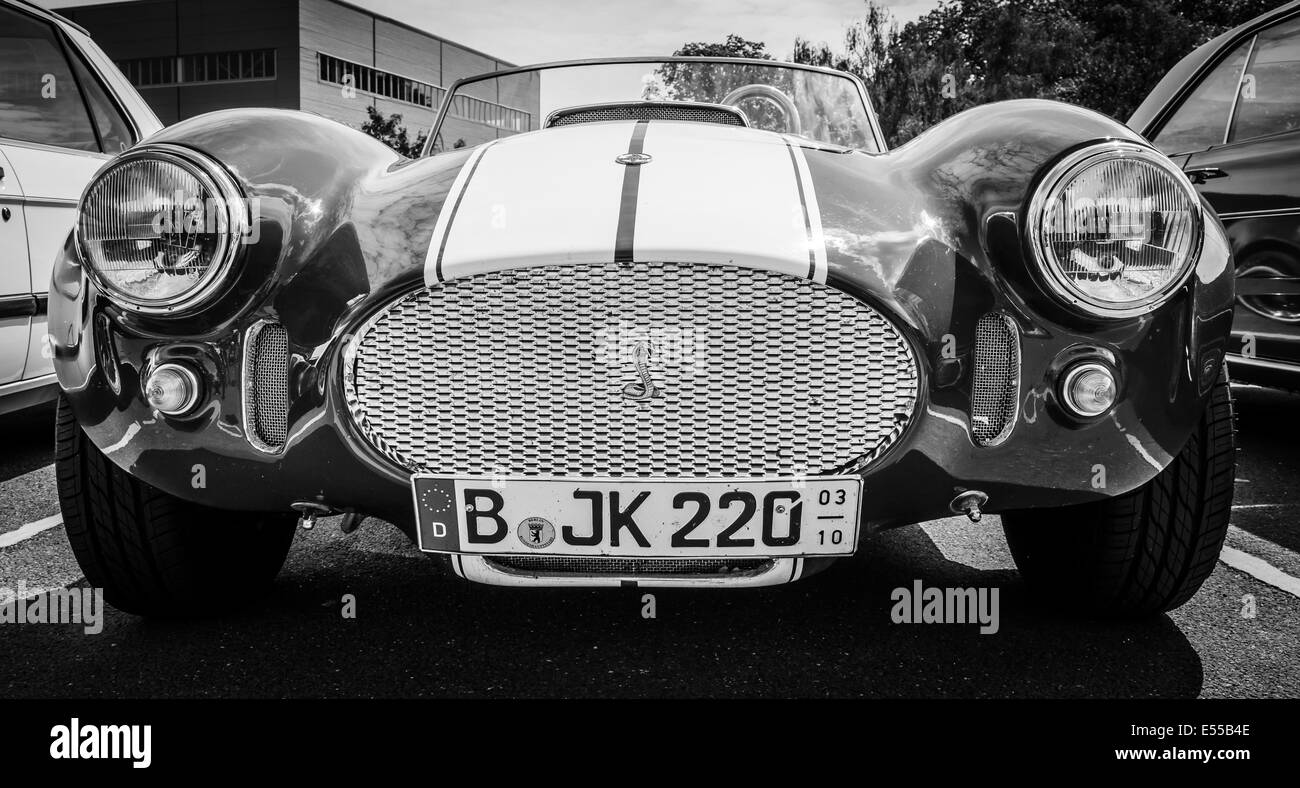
[[1, 387, 1297, 698]]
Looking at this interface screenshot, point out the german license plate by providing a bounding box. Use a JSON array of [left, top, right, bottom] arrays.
[[411, 476, 862, 557]]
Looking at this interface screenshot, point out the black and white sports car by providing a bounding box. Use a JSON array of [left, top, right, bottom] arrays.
[[51, 57, 1236, 616]]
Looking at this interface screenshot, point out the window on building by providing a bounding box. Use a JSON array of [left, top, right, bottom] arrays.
[[318, 52, 446, 110], [316, 52, 528, 131], [115, 49, 276, 88]]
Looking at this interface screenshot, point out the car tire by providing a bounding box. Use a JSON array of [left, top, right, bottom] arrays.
[[1002, 369, 1235, 617], [55, 396, 297, 616]]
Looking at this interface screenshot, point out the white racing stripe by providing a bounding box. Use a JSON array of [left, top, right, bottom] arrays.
[[632, 123, 819, 280], [423, 121, 828, 284], [424, 124, 629, 285], [424, 141, 494, 285], [0, 514, 63, 549], [783, 134, 828, 283]]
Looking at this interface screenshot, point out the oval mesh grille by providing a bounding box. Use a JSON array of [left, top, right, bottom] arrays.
[[970, 313, 1020, 446], [244, 321, 288, 451], [343, 262, 919, 477]]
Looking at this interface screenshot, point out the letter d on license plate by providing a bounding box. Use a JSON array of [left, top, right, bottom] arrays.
[[411, 476, 862, 558]]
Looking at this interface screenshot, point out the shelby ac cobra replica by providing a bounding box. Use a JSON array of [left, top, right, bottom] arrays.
[[51, 57, 1236, 617]]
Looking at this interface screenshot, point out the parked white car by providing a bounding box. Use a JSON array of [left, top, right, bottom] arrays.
[[0, 0, 161, 414]]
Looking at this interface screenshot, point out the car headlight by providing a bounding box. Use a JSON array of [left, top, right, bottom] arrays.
[[1028, 142, 1202, 318], [77, 144, 246, 315]]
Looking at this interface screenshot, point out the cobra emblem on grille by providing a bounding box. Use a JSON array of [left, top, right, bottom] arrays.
[[620, 340, 663, 401]]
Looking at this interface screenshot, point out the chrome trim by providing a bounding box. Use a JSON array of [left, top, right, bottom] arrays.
[[1228, 354, 1300, 373], [1230, 328, 1300, 342], [60, 23, 162, 142], [145, 362, 200, 415], [7, 196, 80, 208], [1027, 141, 1204, 319], [1223, 34, 1258, 145], [0, 372, 57, 396], [1216, 207, 1300, 220], [459, 555, 800, 588], [1060, 362, 1117, 418], [9, 0, 90, 34], [1237, 264, 1300, 323], [241, 320, 285, 454], [422, 55, 887, 156], [0, 137, 113, 159], [73, 143, 248, 316], [971, 312, 1020, 447]]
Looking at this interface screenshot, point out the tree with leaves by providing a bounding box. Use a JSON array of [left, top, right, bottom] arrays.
[[359, 104, 428, 157], [790, 0, 1276, 146]]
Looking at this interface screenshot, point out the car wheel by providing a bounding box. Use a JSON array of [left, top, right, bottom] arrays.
[[1002, 369, 1235, 617], [55, 396, 297, 616]]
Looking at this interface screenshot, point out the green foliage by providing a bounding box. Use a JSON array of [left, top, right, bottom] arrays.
[[790, 0, 1278, 146], [359, 104, 428, 157], [650, 35, 796, 132], [673, 33, 776, 60]]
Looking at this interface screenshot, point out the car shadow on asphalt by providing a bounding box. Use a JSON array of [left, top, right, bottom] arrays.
[[0, 519, 1203, 699]]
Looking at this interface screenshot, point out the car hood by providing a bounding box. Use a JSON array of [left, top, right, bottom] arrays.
[[425, 120, 834, 285]]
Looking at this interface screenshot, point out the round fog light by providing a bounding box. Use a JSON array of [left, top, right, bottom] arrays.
[[1062, 362, 1117, 418], [145, 363, 201, 415]]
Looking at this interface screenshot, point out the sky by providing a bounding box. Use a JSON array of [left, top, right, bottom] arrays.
[[42, 0, 944, 65]]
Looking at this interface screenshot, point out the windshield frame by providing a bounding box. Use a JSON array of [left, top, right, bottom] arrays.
[[419, 55, 885, 157]]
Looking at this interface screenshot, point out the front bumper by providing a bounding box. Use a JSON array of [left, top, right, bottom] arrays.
[[52, 238, 1231, 548]]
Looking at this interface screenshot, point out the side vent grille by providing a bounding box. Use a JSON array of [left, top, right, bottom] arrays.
[[244, 321, 289, 452], [971, 313, 1019, 446]]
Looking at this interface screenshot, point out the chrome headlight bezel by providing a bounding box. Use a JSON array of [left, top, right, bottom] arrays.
[[1027, 141, 1204, 319], [75, 143, 248, 316]]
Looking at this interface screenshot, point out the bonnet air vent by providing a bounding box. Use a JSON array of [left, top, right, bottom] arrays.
[[971, 312, 1020, 446], [545, 101, 748, 128], [243, 321, 289, 452]]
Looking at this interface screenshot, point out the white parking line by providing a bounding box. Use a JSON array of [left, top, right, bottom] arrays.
[[2, 493, 1298, 603], [1219, 545, 1300, 599], [0, 515, 63, 549]]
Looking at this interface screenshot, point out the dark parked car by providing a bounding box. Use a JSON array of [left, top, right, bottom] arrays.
[[52, 56, 1235, 618], [1130, 0, 1300, 390]]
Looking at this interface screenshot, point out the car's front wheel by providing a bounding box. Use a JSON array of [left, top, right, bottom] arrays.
[[55, 396, 297, 616], [1002, 370, 1235, 616]]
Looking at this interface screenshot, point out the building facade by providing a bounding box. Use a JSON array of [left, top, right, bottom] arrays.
[[56, 0, 538, 151]]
